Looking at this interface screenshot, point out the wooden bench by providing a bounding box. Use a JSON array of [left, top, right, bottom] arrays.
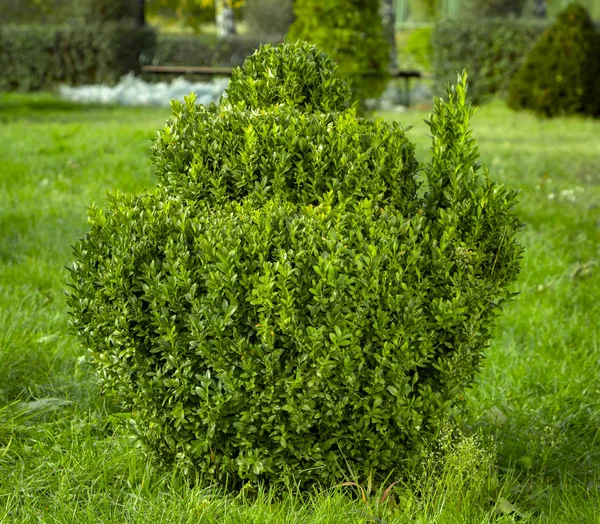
[[141, 65, 424, 107]]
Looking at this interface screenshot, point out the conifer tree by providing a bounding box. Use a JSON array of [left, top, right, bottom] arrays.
[[508, 3, 600, 117]]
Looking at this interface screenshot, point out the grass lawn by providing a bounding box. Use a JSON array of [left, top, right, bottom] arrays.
[[0, 92, 599, 523]]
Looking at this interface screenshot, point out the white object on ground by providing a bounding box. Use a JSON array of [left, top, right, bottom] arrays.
[[59, 73, 229, 107]]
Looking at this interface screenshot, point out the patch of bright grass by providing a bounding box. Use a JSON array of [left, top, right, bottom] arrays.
[[1, 93, 599, 522]]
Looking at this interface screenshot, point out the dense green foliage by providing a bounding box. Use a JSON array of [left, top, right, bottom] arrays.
[[66, 43, 522, 489], [507, 3, 600, 117], [218, 42, 351, 114], [0, 23, 155, 92], [432, 17, 547, 102], [0, 0, 143, 24], [407, 0, 437, 20], [287, 0, 390, 109], [0, 0, 72, 24], [1, 90, 599, 521], [146, 33, 265, 69], [145, 0, 245, 32], [461, 0, 527, 17], [405, 28, 433, 70]]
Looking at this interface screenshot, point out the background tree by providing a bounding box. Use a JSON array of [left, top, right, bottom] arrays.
[[138, 0, 146, 25], [288, 0, 390, 110], [508, 3, 600, 116], [146, 0, 242, 34]]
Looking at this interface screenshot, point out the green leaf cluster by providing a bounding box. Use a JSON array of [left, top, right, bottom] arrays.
[[432, 17, 547, 103], [0, 23, 156, 92], [507, 3, 600, 117], [287, 0, 391, 111], [66, 43, 523, 490]]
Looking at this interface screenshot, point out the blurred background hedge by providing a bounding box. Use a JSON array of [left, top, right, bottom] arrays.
[[146, 33, 265, 68], [288, 0, 391, 110], [243, 0, 294, 40], [508, 3, 600, 116], [0, 23, 155, 92], [1, 0, 599, 111], [431, 18, 548, 103]]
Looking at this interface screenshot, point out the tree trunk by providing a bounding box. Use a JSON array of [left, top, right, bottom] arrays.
[[137, 0, 146, 26], [379, 0, 397, 69], [533, 0, 546, 17], [216, 0, 237, 38]]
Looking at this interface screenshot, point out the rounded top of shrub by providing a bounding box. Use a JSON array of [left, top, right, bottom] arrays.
[[507, 3, 600, 117], [225, 41, 351, 112], [152, 42, 417, 212], [67, 49, 523, 490]]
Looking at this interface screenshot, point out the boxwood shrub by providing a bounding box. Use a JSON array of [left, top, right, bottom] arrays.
[[432, 17, 547, 102], [507, 3, 600, 117], [66, 42, 523, 489]]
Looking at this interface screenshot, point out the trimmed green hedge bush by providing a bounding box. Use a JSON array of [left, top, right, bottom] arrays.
[[66, 43, 523, 489], [0, 23, 155, 92], [508, 3, 600, 117], [145, 33, 267, 69], [432, 17, 547, 102]]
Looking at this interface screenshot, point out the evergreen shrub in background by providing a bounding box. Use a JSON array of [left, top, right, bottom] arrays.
[[147, 33, 265, 69], [507, 3, 600, 117], [0, 23, 155, 92], [432, 17, 547, 102], [287, 0, 390, 111], [0, 0, 152, 92], [66, 42, 523, 490]]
